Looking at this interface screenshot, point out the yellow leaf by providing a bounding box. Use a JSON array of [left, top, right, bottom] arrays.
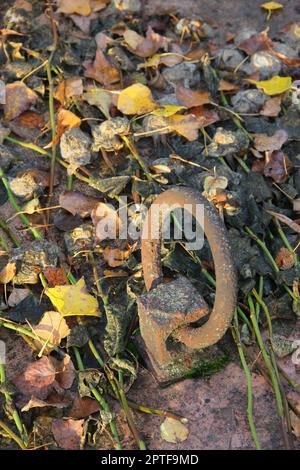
[[251, 76, 292, 95], [45, 278, 100, 317], [117, 83, 157, 115], [151, 105, 186, 117], [261, 2, 283, 11]]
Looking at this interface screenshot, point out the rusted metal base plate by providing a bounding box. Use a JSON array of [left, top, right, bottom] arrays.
[[135, 335, 229, 386]]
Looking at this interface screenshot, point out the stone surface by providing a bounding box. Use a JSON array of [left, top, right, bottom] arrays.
[[231, 90, 266, 114], [128, 362, 300, 449]]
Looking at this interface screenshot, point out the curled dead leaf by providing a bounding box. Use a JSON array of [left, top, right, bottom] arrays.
[[124, 26, 167, 58], [84, 50, 120, 86]]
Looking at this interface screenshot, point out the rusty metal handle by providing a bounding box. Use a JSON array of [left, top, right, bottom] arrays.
[[141, 187, 237, 350]]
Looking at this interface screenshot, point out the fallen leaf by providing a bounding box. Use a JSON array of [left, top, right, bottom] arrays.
[[254, 129, 288, 152], [160, 417, 189, 444], [43, 267, 69, 287], [251, 76, 292, 96], [59, 190, 99, 217], [175, 83, 211, 108], [52, 355, 76, 389], [151, 105, 186, 117], [191, 106, 219, 127], [266, 210, 300, 234], [238, 29, 273, 55], [14, 111, 45, 129], [270, 49, 300, 67], [168, 114, 202, 141], [84, 50, 120, 85], [92, 202, 122, 241], [264, 150, 291, 183], [218, 79, 240, 91], [260, 96, 281, 116], [0, 262, 16, 284], [56, 0, 91, 16], [117, 83, 157, 115], [52, 418, 84, 450], [290, 410, 300, 438], [54, 78, 83, 105], [83, 87, 112, 119], [45, 278, 100, 317], [12, 356, 56, 399], [32, 311, 70, 350], [7, 287, 30, 306], [68, 396, 100, 418], [103, 246, 132, 267], [50, 108, 81, 146], [124, 26, 167, 58], [4, 81, 38, 121], [21, 396, 70, 412]]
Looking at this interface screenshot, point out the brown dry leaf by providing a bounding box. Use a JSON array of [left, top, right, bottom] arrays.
[[84, 49, 120, 85], [0, 262, 16, 284], [266, 210, 300, 234], [54, 79, 83, 105], [124, 26, 167, 58], [117, 83, 157, 115], [238, 29, 273, 55], [52, 355, 76, 389], [59, 190, 99, 217], [103, 246, 132, 267], [168, 114, 202, 141], [32, 311, 70, 351], [14, 0, 32, 11], [4, 81, 37, 121], [56, 0, 108, 15], [14, 111, 45, 129], [260, 96, 281, 117], [43, 267, 69, 287], [21, 396, 70, 412], [191, 106, 219, 127], [12, 356, 56, 399], [271, 48, 300, 66], [290, 410, 300, 439], [175, 83, 211, 108], [68, 396, 100, 418], [275, 247, 295, 270], [264, 150, 291, 183], [92, 202, 122, 241], [254, 129, 288, 152], [218, 79, 240, 92], [52, 418, 84, 450]]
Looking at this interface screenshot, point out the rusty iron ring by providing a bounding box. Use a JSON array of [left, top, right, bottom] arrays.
[[141, 187, 237, 350]]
